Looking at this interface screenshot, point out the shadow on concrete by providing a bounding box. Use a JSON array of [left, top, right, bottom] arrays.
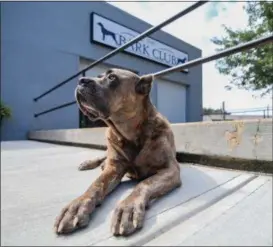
[[63, 165, 235, 245]]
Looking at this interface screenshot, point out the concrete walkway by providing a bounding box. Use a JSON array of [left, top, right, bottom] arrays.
[[1, 141, 272, 246]]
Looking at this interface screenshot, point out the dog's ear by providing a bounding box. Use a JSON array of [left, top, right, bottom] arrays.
[[135, 74, 154, 95]]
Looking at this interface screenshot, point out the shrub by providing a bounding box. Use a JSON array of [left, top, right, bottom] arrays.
[[0, 101, 12, 123]]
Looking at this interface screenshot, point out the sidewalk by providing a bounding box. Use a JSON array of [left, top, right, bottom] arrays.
[[1, 141, 272, 246]]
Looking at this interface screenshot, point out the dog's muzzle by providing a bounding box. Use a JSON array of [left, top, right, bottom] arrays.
[[78, 77, 97, 94], [75, 84, 109, 121]]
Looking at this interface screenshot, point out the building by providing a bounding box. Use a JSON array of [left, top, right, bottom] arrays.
[[1, 2, 202, 140]]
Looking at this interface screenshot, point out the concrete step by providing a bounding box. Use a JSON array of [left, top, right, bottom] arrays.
[[28, 119, 273, 173]]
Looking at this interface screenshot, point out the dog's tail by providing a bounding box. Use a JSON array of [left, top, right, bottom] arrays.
[[78, 156, 106, 171]]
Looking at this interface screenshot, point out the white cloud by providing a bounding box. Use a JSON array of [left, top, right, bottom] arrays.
[[108, 1, 272, 113]]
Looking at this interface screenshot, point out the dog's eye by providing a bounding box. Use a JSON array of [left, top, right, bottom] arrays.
[[108, 74, 119, 88], [108, 74, 117, 81]]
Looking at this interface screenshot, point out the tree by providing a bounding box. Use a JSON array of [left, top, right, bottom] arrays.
[[211, 1, 273, 97]]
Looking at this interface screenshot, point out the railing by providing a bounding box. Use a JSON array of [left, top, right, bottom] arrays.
[[203, 106, 273, 121], [33, 1, 273, 118], [33, 1, 208, 103]]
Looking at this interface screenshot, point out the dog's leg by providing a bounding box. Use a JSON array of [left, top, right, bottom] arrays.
[[54, 160, 126, 234], [111, 161, 181, 236], [78, 156, 106, 171], [112, 34, 118, 45]]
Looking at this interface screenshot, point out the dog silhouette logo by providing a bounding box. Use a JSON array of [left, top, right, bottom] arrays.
[[177, 57, 187, 65], [97, 22, 118, 45]]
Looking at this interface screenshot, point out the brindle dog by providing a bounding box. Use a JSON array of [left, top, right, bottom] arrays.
[[54, 68, 182, 236]]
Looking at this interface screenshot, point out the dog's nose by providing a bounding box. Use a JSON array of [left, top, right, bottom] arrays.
[[79, 77, 92, 86]]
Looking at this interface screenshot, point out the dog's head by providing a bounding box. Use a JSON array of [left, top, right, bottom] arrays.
[[75, 68, 154, 121]]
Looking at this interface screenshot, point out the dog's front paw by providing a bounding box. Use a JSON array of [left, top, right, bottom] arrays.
[[54, 196, 96, 234], [111, 197, 146, 236]]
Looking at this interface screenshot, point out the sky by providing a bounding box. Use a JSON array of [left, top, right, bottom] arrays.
[[107, 0, 272, 114]]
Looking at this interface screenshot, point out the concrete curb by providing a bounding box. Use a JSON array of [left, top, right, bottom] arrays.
[[28, 119, 273, 173]]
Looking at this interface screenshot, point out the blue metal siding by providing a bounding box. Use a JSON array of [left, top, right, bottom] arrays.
[[1, 2, 202, 140]]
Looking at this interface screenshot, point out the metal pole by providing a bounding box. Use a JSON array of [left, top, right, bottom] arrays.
[[34, 35, 273, 118], [222, 101, 226, 121], [79, 71, 86, 128], [34, 101, 76, 118], [153, 34, 273, 78], [33, 1, 208, 102]]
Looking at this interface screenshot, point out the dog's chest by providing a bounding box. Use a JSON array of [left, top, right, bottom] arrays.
[[124, 140, 165, 179], [110, 135, 165, 179]]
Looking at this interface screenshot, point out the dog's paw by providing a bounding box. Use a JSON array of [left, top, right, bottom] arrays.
[[111, 198, 146, 236], [78, 160, 91, 171], [78, 157, 106, 171], [54, 197, 95, 234], [78, 160, 100, 171]]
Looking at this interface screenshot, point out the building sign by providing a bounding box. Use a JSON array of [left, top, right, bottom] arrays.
[[90, 13, 189, 72]]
